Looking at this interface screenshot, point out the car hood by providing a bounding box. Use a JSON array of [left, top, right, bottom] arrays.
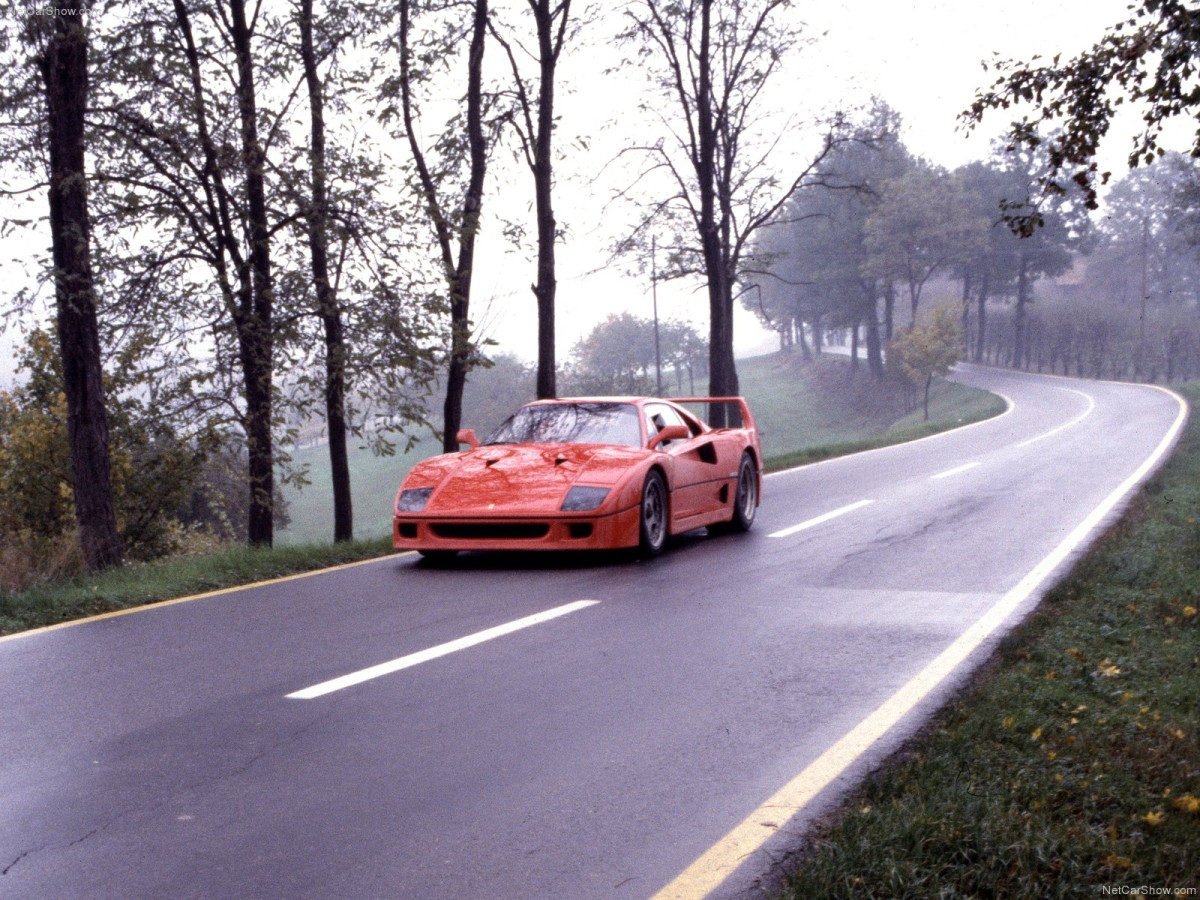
[[410, 443, 649, 514]]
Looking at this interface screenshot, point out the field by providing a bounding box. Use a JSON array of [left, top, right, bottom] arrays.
[[276, 351, 1001, 544]]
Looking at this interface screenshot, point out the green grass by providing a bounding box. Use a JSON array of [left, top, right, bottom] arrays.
[[0, 538, 393, 636], [278, 433, 435, 545], [776, 385, 1200, 898]]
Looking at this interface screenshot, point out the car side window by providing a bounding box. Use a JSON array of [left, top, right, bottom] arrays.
[[645, 403, 687, 447]]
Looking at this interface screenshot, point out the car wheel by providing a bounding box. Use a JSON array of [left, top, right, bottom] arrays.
[[638, 470, 668, 557], [727, 452, 758, 532]]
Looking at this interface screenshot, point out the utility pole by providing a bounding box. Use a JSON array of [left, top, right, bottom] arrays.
[[1139, 215, 1148, 380], [652, 234, 663, 395]]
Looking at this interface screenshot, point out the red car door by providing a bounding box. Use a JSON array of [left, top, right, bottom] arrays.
[[645, 402, 726, 526]]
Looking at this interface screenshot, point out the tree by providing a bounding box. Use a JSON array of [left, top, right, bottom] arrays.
[[620, 0, 850, 423], [396, 0, 493, 452], [0, 329, 214, 579], [225, 0, 277, 546], [489, 0, 577, 400], [571, 312, 658, 394], [887, 305, 963, 421], [745, 103, 908, 380], [83, 0, 286, 546], [569, 313, 707, 395], [989, 143, 1085, 368], [26, 10, 124, 571], [955, 160, 1024, 362], [964, 0, 1200, 229], [864, 163, 989, 328], [297, 0, 353, 541]]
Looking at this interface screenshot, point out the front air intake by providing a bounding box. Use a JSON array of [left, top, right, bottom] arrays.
[[430, 523, 551, 540]]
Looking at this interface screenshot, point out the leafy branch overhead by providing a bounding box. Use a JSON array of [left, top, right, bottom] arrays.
[[965, 0, 1200, 217]]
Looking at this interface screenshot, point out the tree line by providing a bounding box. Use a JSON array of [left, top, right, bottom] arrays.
[[747, 119, 1200, 391]]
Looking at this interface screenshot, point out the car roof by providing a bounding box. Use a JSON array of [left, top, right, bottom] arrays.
[[522, 397, 649, 405]]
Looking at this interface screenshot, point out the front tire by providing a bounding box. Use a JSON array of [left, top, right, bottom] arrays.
[[638, 470, 668, 557]]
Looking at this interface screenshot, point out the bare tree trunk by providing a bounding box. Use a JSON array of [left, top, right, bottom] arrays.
[[863, 288, 884, 380], [227, 0, 275, 546], [36, 10, 124, 572], [532, 0, 569, 400], [399, 0, 490, 453], [960, 271, 972, 355], [445, 0, 489, 450], [884, 280, 896, 341], [692, 0, 738, 424], [974, 270, 990, 363], [299, 0, 352, 542], [490, 2, 571, 399], [1013, 250, 1030, 370]]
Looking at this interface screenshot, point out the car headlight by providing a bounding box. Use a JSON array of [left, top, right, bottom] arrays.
[[397, 487, 434, 512], [561, 485, 609, 512]]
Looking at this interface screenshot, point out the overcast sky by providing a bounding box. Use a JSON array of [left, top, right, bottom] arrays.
[[0, 0, 1177, 387], [474, 0, 1150, 364]]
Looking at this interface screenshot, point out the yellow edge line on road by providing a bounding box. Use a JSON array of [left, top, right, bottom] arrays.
[[652, 384, 1188, 900], [0, 552, 412, 645]]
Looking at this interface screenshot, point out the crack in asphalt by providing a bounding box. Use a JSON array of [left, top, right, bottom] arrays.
[[3, 823, 104, 878], [833, 494, 991, 572]]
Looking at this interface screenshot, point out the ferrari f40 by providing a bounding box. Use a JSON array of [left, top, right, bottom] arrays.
[[392, 397, 762, 559]]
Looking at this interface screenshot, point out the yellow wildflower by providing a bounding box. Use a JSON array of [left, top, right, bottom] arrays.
[[1171, 795, 1200, 815], [1142, 810, 1166, 827], [1184, 605, 1197, 618]]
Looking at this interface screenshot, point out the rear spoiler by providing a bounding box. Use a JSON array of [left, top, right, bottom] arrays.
[[670, 396, 756, 431]]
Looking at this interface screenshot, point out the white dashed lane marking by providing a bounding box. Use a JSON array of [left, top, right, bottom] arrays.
[[931, 461, 982, 480], [768, 500, 874, 539], [287, 600, 600, 700]]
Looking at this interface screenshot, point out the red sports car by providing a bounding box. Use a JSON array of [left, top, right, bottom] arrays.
[[392, 396, 762, 559]]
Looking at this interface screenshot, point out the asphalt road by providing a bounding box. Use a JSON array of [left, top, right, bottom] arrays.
[[0, 364, 1187, 900]]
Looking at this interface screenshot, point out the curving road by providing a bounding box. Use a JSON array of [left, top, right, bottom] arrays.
[[0, 365, 1187, 899]]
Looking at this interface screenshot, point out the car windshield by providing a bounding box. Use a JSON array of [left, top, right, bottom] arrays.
[[484, 402, 643, 448]]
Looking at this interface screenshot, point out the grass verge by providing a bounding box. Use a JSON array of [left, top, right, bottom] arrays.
[[761, 389, 1006, 473], [0, 538, 393, 637], [777, 385, 1200, 898]]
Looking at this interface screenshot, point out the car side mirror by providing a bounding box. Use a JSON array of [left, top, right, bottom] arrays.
[[456, 428, 479, 450], [649, 424, 689, 449]]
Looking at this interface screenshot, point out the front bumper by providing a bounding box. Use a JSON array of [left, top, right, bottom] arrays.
[[393, 504, 641, 553]]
